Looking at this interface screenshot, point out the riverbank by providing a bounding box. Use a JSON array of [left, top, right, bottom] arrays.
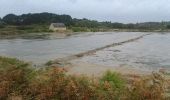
[[1, 25, 170, 36], [0, 56, 169, 99]]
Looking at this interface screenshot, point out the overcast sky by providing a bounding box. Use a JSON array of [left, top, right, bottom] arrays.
[[0, 0, 170, 23]]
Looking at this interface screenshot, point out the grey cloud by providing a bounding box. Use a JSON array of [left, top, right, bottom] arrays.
[[0, 0, 170, 23], [67, 0, 78, 3]]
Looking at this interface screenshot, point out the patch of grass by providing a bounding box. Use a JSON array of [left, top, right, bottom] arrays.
[[72, 27, 89, 32], [0, 24, 51, 35], [16, 26, 34, 30], [100, 71, 125, 89], [45, 60, 53, 66], [0, 24, 5, 29]]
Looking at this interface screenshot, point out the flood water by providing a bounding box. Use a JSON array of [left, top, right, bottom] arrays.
[[0, 32, 146, 64], [0, 32, 170, 71], [74, 33, 170, 71]]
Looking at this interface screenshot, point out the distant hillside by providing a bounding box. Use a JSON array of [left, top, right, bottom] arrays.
[[2, 12, 72, 26], [1, 12, 170, 30]]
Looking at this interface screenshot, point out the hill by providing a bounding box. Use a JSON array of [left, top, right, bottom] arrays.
[[1, 12, 170, 34]]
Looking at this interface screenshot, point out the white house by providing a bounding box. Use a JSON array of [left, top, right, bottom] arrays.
[[49, 23, 66, 32]]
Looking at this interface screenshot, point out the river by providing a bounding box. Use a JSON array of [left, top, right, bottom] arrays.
[[0, 32, 145, 64], [0, 32, 170, 71], [72, 32, 170, 72]]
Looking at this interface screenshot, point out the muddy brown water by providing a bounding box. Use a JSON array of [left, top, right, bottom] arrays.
[[0, 32, 145, 64], [73, 33, 170, 72], [0, 32, 170, 72]]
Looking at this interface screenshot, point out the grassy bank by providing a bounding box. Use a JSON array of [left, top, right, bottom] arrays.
[[0, 56, 169, 100], [1, 24, 170, 36], [0, 25, 52, 35], [0, 25, 118, 35]]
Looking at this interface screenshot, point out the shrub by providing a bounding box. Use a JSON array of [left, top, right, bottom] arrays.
[[0, 57, 35, 99], [45, 60, 53, 66], [167, 25, 170, 29], [127, 73, 166, 100], [0, 24, 5, 29], [100, 71, 125, 89], [0, 56, 168, 100], [72, 27, 88, 32], [16, 26, 34, 30], [98, 71, 126, 100]]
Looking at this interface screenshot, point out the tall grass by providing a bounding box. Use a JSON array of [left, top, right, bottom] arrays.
[[0, 57, 169, 100]]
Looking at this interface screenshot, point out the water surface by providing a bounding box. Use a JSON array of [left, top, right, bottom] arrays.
[[75, 33, 170, 71], [0, 32, 145, 64]]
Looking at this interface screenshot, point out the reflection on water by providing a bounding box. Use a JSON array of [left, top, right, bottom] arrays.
[[76, 33, 170, 71], [0, 32, 146, 64]]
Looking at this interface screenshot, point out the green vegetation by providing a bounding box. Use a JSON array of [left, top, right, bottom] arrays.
[[0, 25, 51, 35], [0, 56, 169, 100], [2, 13, 72, 26], [100, 71, 125, 89], [0, 18, 5, 29], [1, 12, 170, 34], [0, 25, 5, 29], [167, 25, 170, 29], [71, 27, 89, 32]]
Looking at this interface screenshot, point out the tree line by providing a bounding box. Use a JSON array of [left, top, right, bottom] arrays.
[[1, 13, 72, 26], [1, 12, 170, 29]]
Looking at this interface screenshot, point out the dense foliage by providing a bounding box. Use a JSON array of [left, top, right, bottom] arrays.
[[2, 13, 72, 26], [0, 18, 4, 28], [2, 12, 170, 30], [0, 17, 2, 23], [0, 57, 169, 100]]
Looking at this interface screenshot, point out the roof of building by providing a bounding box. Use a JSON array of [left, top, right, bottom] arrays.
[[51, 23, 66, 28]]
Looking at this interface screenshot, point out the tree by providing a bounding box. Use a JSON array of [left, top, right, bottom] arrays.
[[126, 24, 135, 29], [111, 23, 124, 29], [3, 14, 21, 25], [167, 25, 170, 29], [0, 17, 5, 28], [2, 12, 169, 30], [72, 18, 100, 28], [2, 13, 73, 26], [0, 17, 2, 24]]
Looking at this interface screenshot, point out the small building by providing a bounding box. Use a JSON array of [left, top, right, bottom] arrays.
[[49, 23, 66, 32]]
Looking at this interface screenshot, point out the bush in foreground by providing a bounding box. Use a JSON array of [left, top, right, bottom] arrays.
[[0, 57, 168, 100]]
